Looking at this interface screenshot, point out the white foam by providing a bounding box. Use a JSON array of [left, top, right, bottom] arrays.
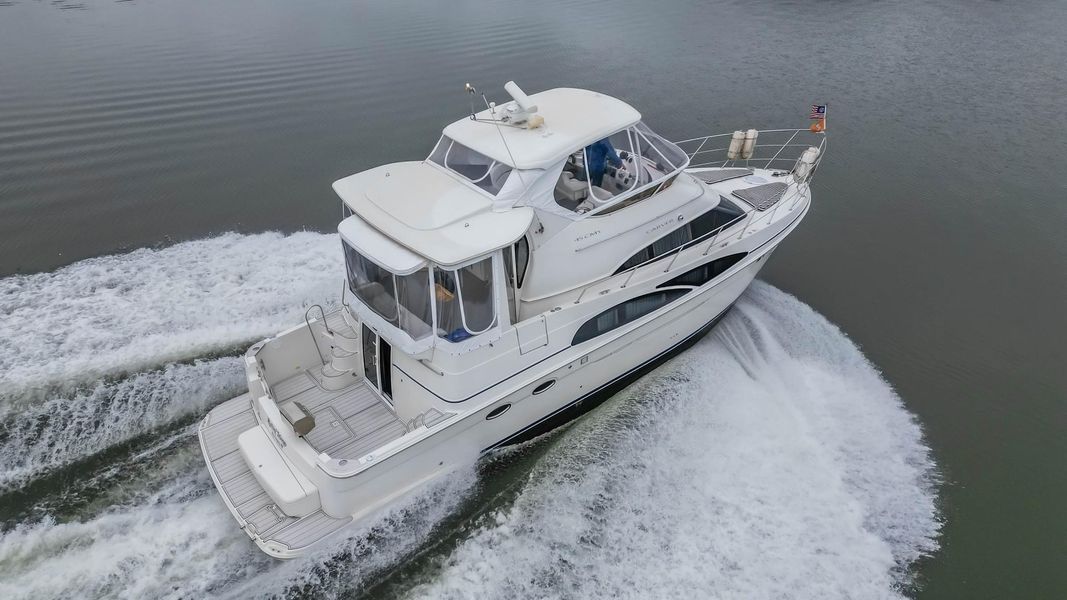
[[0, 357, 243, 491], [0, 231, 342, 396], [405, 282, 940, 599], [0, 463, 478, 600], [0, 472, 267, 600]]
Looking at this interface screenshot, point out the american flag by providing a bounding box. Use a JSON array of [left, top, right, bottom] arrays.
[[810, 104, 827, 120]]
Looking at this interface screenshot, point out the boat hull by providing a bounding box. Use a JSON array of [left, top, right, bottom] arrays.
[[486, 301, 734, 450], [199, 241, 778, 558]]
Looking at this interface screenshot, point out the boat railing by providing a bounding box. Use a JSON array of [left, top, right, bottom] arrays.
[[675, 128, 827, 173]]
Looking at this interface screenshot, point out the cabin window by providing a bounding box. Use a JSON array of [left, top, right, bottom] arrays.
[[658, 253, 748, 288], [434, 256, 497, 342], [690, 197, 746, 237], [514, 236, 530, 287], [614, 198, 748, 274], [458, 258, 496, 332], [344, 243, 399, 323], [428, 136, 513, 195], [572, 289, 690, 345], [502, 237, 531, 324], [396, 268, 433, 340], [343, 242, 433, 341]]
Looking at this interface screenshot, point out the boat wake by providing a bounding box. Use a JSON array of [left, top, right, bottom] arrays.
[[0, 231, 341, 397], [0, 235, 940, 599], [0, 357, 243, 493], [405, 281, 940, 599]]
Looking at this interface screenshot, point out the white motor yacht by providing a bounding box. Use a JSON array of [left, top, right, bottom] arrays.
[[198, 82, 826, 558]]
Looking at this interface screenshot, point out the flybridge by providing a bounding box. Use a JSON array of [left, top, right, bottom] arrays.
[[442, 87, 642, 170]]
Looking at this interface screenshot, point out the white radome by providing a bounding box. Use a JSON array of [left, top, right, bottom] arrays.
[[198, 82, 826, 558]]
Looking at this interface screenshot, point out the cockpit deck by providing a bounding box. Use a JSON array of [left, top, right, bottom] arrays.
[[274, 371, 407, 460], [199, 395, 354, 556]]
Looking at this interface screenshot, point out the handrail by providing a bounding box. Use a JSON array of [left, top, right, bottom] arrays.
[[304, 304, 331, 365], [677, 128, 827, 173]]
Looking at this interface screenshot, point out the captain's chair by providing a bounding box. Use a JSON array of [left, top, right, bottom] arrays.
[[555, 171, 588, 204]]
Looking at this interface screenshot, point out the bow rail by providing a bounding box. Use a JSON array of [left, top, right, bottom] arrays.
[[675, 128, 827, 176]]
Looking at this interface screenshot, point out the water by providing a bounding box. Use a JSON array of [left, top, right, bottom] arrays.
[[1, 0, 1065, 598]]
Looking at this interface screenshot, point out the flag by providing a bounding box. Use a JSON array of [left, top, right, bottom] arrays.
[[810, 104, 827, 120]]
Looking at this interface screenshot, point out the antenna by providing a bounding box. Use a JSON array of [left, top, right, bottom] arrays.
[[465, 83, 478, 120], [500, 81, 541, 126], [504, 81, 538, 114], [465, 82, 495, 121]]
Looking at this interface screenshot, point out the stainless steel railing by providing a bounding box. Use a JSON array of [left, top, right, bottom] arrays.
[[675, 128, 827, 173]]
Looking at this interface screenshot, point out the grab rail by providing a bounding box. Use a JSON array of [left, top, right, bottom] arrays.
[[675, 128, 827, 172], [304, 304, 332, 365]]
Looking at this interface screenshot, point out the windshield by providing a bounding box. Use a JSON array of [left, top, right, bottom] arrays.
[[342, 242, 433, 341], [428, 136, 513, 195]]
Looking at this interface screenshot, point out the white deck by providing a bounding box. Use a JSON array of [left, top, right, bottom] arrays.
[[199, 395, 352, 553], [273, 372, 408, 460]]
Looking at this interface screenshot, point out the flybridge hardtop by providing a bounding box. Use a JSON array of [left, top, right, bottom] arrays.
[[334, 163, 534, 268], [332, 87, 643, 267], [199, 81, 825, 558], [441, 87, 641, 170]]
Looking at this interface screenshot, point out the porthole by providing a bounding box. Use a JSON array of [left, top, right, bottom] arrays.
[[486, 404, 511, 420], [532, 379, 556, 395]]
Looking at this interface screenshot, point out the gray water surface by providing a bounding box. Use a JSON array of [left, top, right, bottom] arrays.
[[1, 0, 1065, 598]]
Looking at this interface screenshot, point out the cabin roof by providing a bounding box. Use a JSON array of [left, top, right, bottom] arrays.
[[442, 88, 642, 170], [333, 161, 533, 267]]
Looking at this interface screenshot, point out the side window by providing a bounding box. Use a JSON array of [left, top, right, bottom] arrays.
[[458, 258, 495, 332], [572, 289, 690, 345], [433, 269, 463, 341], [689, 197, 745, 239], [502, 237, 531, 325], [614, 199, 749, 274], [435, 257, 497, 342], [514, 236, 530, 288], [395, 268, 433, 340], [658, 253, 748, 288]]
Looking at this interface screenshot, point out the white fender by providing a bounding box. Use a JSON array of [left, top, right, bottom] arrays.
[[793, 146, 821, 183], [727, 130, 744, 160], [741, 129, 758, 160]]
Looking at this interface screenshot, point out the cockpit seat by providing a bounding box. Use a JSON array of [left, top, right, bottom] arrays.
[[555, 171, 588, 204]]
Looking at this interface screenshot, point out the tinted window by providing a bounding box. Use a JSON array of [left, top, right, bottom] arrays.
[[572, 289, 690, 345], [659, 253, 748, 288], [689, 198, 745, 239], [615, 199, 748, 274], [515, 236, 530, 287]]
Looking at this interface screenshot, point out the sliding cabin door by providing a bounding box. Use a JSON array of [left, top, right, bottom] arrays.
[[361, 324, 393, 405]]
